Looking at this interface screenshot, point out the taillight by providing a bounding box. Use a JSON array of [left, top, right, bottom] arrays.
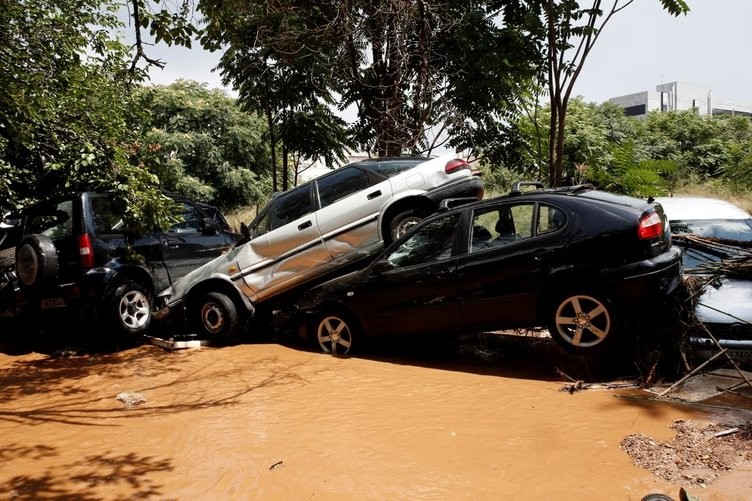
[[79, 233, 94, 269], [637, 212, 663, 240], [445, 158, 470, 174]]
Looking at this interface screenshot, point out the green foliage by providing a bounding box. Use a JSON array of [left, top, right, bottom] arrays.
[[134, 80, 272, 211], [0, 0, 159, 218]]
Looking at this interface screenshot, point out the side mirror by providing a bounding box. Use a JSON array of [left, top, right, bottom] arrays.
[[371, 259, 394, 274]]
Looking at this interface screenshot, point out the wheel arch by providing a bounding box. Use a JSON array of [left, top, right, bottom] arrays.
[[103, 265, 156, 298], [378, 194, 435, 240], [536, 268, 624, 320], [184, 277, 254, 323]]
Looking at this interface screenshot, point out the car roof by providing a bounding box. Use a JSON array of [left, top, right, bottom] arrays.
[[655, 197, 752, 221]]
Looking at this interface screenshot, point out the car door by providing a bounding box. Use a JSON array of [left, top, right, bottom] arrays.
[[238, 183, 329, 294], [314, 165, 392, 259], [457, 201, 568, 329], [160, 201, 239, 287], [354, 212, 463, 336]]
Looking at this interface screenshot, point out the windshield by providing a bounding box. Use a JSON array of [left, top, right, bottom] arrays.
[[670, 219, 752, 270], [672, 219, 752, 241]]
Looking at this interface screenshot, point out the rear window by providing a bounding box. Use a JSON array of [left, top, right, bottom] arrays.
[[91, 197, 126, 235], [362, 159, 425, 179]]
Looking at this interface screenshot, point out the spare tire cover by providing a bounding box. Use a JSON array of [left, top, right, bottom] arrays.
[[16, 234, 58, 287]]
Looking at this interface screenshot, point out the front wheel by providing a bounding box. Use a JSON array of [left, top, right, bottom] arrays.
[[110, 280, 153, 337], [313, 310, 357, 355], [547, 289, 622, 355], [194, 292, 239, 341]]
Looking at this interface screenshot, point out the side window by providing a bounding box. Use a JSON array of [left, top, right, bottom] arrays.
[[28, 201, 73, 239], [387, 213, 460, 268], [469, 203, 534, 250], [91, 197, 126, 235], [168, 203, 204, 235], [537, 204, 567, 235], [252, 185, 313, 237], [316, 167, 372, 208]]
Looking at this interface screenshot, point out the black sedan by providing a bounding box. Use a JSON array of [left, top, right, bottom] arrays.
[[296, 183, 684, 357]]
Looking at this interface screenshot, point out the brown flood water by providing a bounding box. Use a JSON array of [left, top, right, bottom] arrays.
[[0, 331, 749, 500]]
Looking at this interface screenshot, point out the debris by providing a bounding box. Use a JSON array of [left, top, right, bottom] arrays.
[[146, 335, 208, 351], [269, 460, 284, 470], [116, 391, 147, 407]]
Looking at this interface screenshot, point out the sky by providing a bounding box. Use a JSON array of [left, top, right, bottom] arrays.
[[139, 1, 752, 106]]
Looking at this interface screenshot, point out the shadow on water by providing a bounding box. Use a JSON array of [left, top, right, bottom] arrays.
[[278, 327, 645, 384], [0, 443, 173, 500]]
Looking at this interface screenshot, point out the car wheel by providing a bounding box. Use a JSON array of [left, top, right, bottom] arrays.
[[314, 310, 356, 355], [547, 289, 622, 355], [386, 209, 426, 244], [195, 292, 238, 340], [110, 279, 153, 337], [15, 234, 58, 287]]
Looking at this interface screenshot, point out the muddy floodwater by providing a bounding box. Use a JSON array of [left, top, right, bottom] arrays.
[[1, 331, 750, 500]]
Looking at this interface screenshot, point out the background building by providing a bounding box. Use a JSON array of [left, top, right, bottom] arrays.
[[608, 81, 752, 118]]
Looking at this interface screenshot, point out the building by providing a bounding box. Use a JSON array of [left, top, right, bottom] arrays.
[[609, 81, 752, 119]]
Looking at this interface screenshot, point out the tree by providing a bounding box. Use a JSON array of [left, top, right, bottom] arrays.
[[533, 0, 689, 186], [133, 80, 272, 211], [199, 0, 540, 164]]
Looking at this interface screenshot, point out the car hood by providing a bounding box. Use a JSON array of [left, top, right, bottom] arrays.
[[695, 276, 752, 324]]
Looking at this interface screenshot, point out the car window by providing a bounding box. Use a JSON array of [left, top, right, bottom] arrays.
[[252, 185, 313, 237], [316, 166, 372, 208], [469, 203, 564, 252], [91, 197, 126, 235], [537, 204, 567, 235], [167, 203, 205, 235], [366, 159, 424, 178], [27, 201, 73, 239], [387, 213, 460, 267]]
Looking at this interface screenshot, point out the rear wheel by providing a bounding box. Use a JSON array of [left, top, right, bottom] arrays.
[[194, 292, 239, 341], [313, 310, 357, 355], [547, 288, 622, 355], [110, 279, 153, 337], [386, 209, 427, 245]]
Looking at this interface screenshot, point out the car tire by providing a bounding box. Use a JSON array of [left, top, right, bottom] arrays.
[[386, 209, 427, 245], [110, 279, 153, 337], [15, 234, 58, 287], [194, 292, 239, 340], [547, 288, 623, 355], [313, 310, 357, 355]]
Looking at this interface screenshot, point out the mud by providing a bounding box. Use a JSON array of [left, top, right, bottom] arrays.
[[1, 329, 751, 500]]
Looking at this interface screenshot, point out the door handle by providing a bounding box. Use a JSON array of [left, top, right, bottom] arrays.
[[298, 220, 313, 231], [367, 190, 382, 200], [532, 249, 554, 261]]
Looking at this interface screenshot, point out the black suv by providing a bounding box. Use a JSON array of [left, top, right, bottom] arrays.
[[10, 192, 241, 337]]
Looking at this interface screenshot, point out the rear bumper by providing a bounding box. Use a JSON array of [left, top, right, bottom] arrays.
[[608, 246, 684, 301], [425, 175, 484, 204]]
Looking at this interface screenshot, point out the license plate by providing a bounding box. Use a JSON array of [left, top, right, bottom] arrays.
[[728, 350, 752, 361], [41, 298, 67, 309]]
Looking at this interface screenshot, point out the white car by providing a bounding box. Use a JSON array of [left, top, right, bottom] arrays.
[[155, 153, 484, 339], [656, 196, 752, 362]]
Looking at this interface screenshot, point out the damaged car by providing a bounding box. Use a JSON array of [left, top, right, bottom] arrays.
[[655, 196, 752, 362], [295, 183, 684, 357], [7, 192, 241, 337], [155, 153, 484, 339]]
